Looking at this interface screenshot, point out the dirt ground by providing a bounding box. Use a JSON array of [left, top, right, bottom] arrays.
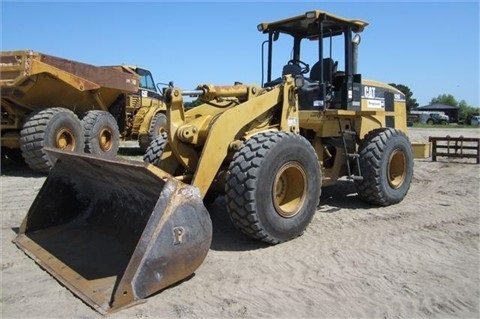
[[1, 127, 479, 319]]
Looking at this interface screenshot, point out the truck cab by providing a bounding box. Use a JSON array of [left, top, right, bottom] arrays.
[[114, 65, 166, 150], [134, 67, 163, 101]]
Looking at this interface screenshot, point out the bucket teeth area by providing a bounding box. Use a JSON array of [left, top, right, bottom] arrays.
[[15, 149, 212, 314]]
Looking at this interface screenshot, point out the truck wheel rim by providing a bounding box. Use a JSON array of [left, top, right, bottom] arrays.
[[55, 128, 76, 151], [388, 149, 406, 189], [273, 162, 307, 218], [99, 128, 113, 152]]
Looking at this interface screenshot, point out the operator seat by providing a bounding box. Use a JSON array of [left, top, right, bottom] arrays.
[[309, 60, 322, 81], [310, 58, 336, 84], [297, 58, 337, 110]]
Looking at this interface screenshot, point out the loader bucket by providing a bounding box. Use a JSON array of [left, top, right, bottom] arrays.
[[14, 148, 212, 314]]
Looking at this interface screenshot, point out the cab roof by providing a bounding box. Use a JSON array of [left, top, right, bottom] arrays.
[[257, 10, 368, 39]]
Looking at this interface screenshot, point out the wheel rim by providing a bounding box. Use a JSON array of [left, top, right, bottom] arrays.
[[55, 128, 76, 151], [153, 114, 167, 136], [272, 162, 307, 218], [156, 121, 167, 135], [388, 149, 407, 189], [98, 128, 113, 152]]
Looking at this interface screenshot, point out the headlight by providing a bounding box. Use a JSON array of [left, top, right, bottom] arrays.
[[294, 75, 305, 88], [353, 34, 361, 45]]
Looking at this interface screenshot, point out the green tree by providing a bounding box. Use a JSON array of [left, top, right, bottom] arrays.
[[184, 98, 203, 109], [458, 99, 479, 123], [429, 94, 478, 123], [388, 83, 419, 112], [430, 94, 458, 107]]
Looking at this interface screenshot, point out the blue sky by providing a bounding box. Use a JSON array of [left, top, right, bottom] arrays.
[[1, 1, 479, 107]]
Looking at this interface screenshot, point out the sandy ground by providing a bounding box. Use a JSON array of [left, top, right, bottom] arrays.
[[1, 127, 479, 319]]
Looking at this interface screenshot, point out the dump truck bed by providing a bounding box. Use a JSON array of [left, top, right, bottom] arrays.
[[0, 50, 139, 114]]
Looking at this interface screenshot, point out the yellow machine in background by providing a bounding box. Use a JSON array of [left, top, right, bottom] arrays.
[[0, 51, 167, 171], [14, 10, 414, 314]]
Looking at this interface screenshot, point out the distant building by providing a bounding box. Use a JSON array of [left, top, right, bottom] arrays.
[[415, 103, 459, 122]]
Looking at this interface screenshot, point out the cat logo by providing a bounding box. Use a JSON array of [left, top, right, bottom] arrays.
[[364, 86, 376, 98]]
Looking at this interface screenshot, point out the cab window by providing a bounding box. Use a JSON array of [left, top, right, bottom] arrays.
[[136, 68, 157, 92]]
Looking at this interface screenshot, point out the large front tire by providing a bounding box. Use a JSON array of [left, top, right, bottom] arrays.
[[143, 132, 168, 166], [82, 110, 119, 158], [20, 107, 84, 172], [225, 131, 322, 244], [355, 128, 413, 206]]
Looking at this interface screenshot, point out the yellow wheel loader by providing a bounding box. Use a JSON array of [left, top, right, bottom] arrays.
[[14, 10, 414, 314]]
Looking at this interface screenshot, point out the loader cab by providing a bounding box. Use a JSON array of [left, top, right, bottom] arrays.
[[258, 10, 368, 110]]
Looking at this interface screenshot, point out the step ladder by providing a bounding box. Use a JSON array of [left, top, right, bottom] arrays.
[[338, 118, 363, 181]]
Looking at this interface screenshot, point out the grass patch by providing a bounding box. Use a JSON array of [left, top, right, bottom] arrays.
[[410, 123, 479, 129]]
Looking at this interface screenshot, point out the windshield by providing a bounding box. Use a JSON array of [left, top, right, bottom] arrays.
[[267, 34, 345, 80], [136, 68, 157, 92]]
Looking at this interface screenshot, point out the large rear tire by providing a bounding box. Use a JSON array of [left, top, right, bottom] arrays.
[[139, 113, 167, 153], [225, 131, 321, 244], [355, 128, 413, 206], [20, 107, 84, 172], [82, 110, 119, 158]]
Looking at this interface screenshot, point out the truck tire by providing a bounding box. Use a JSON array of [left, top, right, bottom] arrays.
[[139, 113, 167, 153], [82, 110, 119, 158], [143, 132, 168, 166], [354, 128, 413, 206], [20, 107, 84, 173], [225, 131, 321, 244], [426, 119, 434, 125]]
